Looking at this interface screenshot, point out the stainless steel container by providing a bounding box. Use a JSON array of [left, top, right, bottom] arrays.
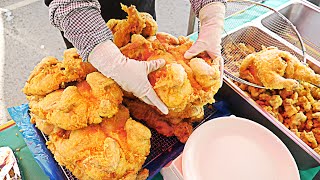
[[219, 0, 320, 170]]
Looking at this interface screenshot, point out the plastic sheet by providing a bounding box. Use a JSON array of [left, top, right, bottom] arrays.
[[7, 104, 65, 180]]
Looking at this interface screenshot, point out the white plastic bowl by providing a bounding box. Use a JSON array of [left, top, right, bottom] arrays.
[[182, 116, 300, 180]]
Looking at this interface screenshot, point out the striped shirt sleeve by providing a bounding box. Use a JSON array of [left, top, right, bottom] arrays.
[[189, 0, 226, 17], [49, 0, 113, 61]]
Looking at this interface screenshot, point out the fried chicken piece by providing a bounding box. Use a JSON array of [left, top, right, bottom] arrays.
[[312, 128, 320, 144], [189, 58, 220, 89], [300, 131, 318, 148], [240, 47, 299, 90], [85, 72, 123, 118], [312, 100, 320, 111], [314, 146, 320, 154], [285, 112, 307, 129], [189, 57, 221, 105], [291, 129, 301, 138], [123, 98, 193, 143], [240, 47, 320, 90], [107, 4, 146, 47], [28, 72, 123, 131], [269, 95, 282, 109], [156, 32, 180, 45], [123, 98, 174, 137], [172, 122, 193, 143], [30, 112, 57, 135], [140, 12, 157, 37], [137, 169, 150, 180], [297, 96, 312, 112], [153, 63, 193, 112], [108, 5, 221, 142], [121, 32, 220, 116], [120, 34, 155, 60], [47, 106, 151, 180], [282, 99, 299, 118], [23, 49, 96, 96]]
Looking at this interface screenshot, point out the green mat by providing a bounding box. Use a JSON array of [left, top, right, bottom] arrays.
[[0, 125, 49, 180]]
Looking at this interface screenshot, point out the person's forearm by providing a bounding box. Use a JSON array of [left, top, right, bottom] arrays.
[[189, 0, 226, 16], [49, 0, 113, 61]]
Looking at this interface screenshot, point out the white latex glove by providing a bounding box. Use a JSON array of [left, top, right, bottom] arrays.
[[89, 40, 169, 114], [184, 2, 225, 86]]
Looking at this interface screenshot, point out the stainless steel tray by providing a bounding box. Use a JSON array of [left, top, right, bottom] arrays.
[[220, 25, 320, 170], [262, 0, 320, 62]]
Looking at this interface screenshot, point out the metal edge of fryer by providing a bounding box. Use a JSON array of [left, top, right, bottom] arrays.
[[218, 0, 320, 170]]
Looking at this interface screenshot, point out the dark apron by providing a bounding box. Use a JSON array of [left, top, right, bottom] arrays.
[[62, 0, 156, 48]]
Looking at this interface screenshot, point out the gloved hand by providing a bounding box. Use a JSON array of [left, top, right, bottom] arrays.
[[89, 40, 169, 114], [184, 2, 225, 86]]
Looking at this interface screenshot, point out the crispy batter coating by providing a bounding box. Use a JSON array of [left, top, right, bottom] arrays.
[[153, 63, 193, 111], [140, 12, 157, 37], [240, 46, 320, 90], [47, 106, 151, 180], [23, 49, 96, 96], [236, 76, 320, 155], [28, 71, 123, 131], [106, 4, 146, 47], [240, 47, 297, 90], [23, 47, 151, 178], [232, 43, 320, 155], [123, 98, 194, 143], [121, 33, 220, 112], [108, 6, 220, 142]]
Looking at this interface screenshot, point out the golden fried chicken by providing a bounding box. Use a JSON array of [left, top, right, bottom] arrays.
[[123, 98, 193, 143], [237, 70, 320, 155], [120, 34, 155, 60], [107, 4, 146, 47], [120, 34, 219, 142], [23, 48, 96, 96], [28, 72, 123, 131], [24, 47, 151, 179], [107, 6, 221, 142], [140, 12, 157, 37], [300, 130, 318, 149], [47, 106, 151, 180], [240, 46, 320, 90], [153, 63, 193, 111]]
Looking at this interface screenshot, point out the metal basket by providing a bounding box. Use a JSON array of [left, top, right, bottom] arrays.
[[221, 0, 306, 88]]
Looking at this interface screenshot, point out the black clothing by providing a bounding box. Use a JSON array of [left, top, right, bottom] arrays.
[[45, 0, 156, 48]]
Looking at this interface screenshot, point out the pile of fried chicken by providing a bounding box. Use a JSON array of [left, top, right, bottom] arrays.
[[228, 43, 320, 154], [22, 4, 221, 180], [23, 48, 150, 180], [107, 4, 221, 143]]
